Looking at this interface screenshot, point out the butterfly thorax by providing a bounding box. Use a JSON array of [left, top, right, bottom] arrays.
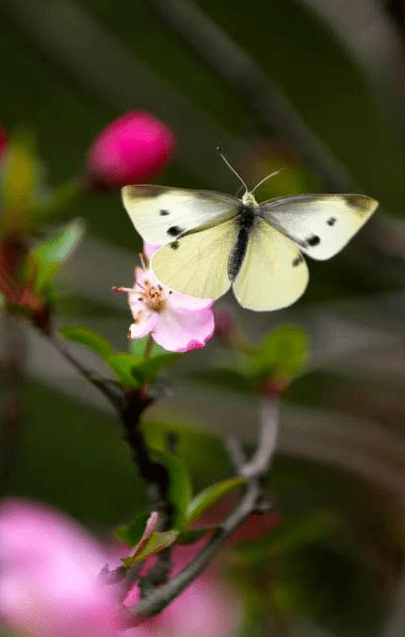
[[227, 193, 260, 282]]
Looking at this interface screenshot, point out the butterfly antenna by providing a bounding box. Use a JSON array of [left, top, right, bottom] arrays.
[[216, 146, 248, 193], [251, 168, 286, 195]]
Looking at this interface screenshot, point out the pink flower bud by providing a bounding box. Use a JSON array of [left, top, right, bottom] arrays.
[[87, 112, 175, 190]]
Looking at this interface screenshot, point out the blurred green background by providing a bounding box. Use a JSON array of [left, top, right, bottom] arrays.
[[2, 0, 405, 635]]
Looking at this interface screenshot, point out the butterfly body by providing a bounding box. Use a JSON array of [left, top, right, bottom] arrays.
[[122, 184, 378, 312]]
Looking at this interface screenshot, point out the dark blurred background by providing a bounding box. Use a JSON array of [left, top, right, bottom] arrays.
[[2, 0, 405, 635]]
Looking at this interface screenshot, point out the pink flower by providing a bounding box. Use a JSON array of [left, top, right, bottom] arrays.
[[0, 498, 122, 637], [114, 254, 215, 353], [87, 112, 175, 189]]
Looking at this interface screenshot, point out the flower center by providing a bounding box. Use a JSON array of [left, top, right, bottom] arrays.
[[137, 279, 165, 313]]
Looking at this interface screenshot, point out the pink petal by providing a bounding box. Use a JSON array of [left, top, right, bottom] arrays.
[[152, 306, 214, 352], [143, 243, 161, 261], [129, 310, 158, 339], [168, 290, 215, 311]]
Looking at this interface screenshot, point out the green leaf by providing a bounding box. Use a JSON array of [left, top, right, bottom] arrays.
[[122, 529, 179, 566], [185, 476, 246, 527], [151, 448, 192, 529], [131, 338, 166, 358], [60, 327, 115, 360], [33, 220, 85, 292], [131, 353, 180, 383], [235, 511, 339, 564], [116, 512, 151, 546], [106, 353, 143, 388], [252, 326, 309, 381], [177, 525, 218, 544]]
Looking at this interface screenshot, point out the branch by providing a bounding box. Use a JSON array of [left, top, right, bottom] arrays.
[[45, 332, 125, 411], [123, 396, 279, 625]]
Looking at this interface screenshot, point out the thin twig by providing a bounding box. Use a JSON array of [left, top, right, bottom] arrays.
[[45, 332, 125, 411], [123, 397, 279, 624], [123, 478, 260, 624]]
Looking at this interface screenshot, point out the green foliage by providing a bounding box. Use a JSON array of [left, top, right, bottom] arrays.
[[251, 326, 309, 382], [129, 353, 180, 384], [150, 448, 193, 529], [33, 220, 85, 294], [184, 476, 246, 527], [106, 353, 143, 388], [116, 511, 151, 546], [122, 529, 179, 566], [60, 326, 115, 360], [177, 526, 218, 545]]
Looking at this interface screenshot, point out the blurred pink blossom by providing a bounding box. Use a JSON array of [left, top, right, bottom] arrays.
[[0, 499, 243, 637], [0, 498, 121, 637], [87, 111, 175, 189], [114, 250, 215, 352]]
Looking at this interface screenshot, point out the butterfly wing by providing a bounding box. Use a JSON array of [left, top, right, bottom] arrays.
[[260, 194, 378, 261], [122, 185, 239, 245], [151, 219, 239, 299], [232, 219, 309, 311]]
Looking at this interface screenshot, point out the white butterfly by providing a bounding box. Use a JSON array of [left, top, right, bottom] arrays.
[[121, 172, 378, 312]]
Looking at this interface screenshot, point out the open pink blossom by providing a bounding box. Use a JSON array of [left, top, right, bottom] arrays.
[[87, 111, 175, 189], [114, 257, 215, 353]]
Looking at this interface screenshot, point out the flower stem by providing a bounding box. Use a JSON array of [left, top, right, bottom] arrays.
[[143, 334, 154, 360]]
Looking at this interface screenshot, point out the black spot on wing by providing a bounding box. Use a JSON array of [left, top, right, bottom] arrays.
[[292, 254, 304, 267], [170, 240, 180, 250], [160, 209, 170, 216], [167, 225, 183, 237], [306, 235, 320, 246], [327, 217, 336, 226]]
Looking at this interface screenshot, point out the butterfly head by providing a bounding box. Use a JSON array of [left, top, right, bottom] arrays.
[[241, 190, 259, 207]]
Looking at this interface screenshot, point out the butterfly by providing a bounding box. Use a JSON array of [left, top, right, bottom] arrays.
[[121, 168, 378, 312]]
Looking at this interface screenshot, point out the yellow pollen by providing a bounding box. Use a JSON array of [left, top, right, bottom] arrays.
[[139, 281, 165, 313]]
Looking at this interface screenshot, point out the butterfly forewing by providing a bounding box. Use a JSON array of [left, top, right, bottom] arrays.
[[151, 218, 239, 299], [232, 219, 309, 311], [260, 194, 378, 261], [122, 185, 239, 246]]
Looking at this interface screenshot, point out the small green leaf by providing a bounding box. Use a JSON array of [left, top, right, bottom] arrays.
[[151, 448, 192, 529], [131, 353, 180, 384], [185, 476, 246, 528], [252, 326, 309, 381], [33, 220, 85, 292], [177, 525, 218, 544], [106, 353, 142, 388], [123, 529, 179, 565], [60, 327, 115, 360], [116, 512, 151, 546]]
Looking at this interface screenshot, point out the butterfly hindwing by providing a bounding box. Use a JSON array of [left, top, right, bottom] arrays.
[[260, 194, 378, 261], [232, 219, 309, 311], [151, 218, 239, 299], [122, 185, 239, 246]]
